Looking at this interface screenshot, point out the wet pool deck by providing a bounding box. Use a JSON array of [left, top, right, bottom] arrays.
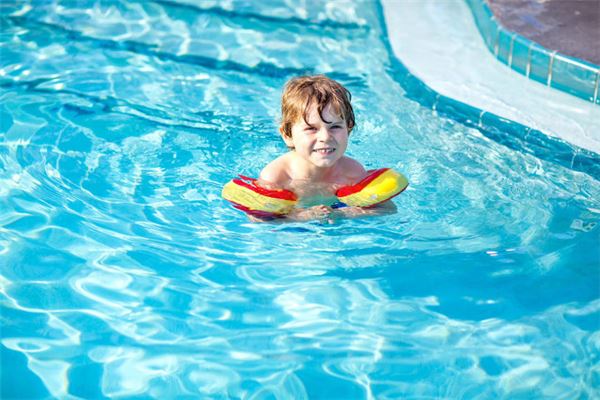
[[487, 0, 600, 65]]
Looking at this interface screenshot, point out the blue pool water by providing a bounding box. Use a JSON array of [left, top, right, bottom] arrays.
[[1, 1, 599, 398]]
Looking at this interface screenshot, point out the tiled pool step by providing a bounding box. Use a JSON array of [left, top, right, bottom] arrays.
[[466, 0, 600, 105]]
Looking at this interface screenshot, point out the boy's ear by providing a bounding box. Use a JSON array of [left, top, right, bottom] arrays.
[[279, 127, 293, 147]]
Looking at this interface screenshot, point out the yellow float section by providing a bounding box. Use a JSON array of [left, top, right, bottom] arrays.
[[222, 177, 297, 215], [336, 168, 408, 207]]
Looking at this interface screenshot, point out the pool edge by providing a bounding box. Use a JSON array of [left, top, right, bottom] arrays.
[[465, 0, 600, 106], [375, 0, 600, 180]]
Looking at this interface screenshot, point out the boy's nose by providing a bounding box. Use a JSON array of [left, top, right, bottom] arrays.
[[316, 127, 332, 141]]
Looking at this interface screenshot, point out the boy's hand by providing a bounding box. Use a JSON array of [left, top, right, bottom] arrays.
[[249, 202, 396, 223], [333, 201, 398, 219], [288, 205, 333, 221], [332, 206, 369, 217]]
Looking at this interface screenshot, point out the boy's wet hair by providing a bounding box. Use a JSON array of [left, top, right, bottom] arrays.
[[280, 75, 355, 139]]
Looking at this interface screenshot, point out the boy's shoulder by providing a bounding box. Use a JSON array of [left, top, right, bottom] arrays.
[[337, 156, 367, 183], [258, 153, 367, 188], [258, 153, 293, 187], [338, 156, 365, 171]]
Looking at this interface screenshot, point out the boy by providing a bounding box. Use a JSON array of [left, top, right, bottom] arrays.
[[259, 75, 396, 221]]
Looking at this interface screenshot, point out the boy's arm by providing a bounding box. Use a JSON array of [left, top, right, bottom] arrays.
[[339, 156, 368, 183], [258, 154, 291, 189], [249, 202, 397, 223], [332, 200, 397, 219], [247, 205, 332, 223], [286, 205, 333, 221], [283, 202, 397, 223]]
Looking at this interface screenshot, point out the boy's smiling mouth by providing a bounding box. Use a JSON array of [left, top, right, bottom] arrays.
[[313, 148, 335, 154]]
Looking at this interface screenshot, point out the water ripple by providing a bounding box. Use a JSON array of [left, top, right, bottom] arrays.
[[1, 0, 598, 398]]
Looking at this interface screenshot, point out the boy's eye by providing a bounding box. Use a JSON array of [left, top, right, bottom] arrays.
[[304, 127, 317, 132]]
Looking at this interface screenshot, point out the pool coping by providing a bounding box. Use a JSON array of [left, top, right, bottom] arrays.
[[465, 0, 600, 105], [376, 0, 600, 180]]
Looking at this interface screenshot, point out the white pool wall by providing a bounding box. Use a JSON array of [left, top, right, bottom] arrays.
[[381, 0, 600, 154]]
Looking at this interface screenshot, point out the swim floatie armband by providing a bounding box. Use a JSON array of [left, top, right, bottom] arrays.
[[222, 168, 408, 217], [336, 168, 408, 207], [221, 175, 297, 218]]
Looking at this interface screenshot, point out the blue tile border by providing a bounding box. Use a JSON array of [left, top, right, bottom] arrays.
[[465, 0, 600, 105], [375, 1, 600, 180]]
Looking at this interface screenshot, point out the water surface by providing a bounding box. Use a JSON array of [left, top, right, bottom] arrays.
[[1, 1, 599, 398]]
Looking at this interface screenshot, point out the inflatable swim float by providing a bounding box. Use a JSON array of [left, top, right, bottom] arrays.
[[222, 168, 408, 218]]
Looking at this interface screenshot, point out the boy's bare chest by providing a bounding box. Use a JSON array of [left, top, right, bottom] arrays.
[[289, 180, 337, 197], [288, 180, 340, 207]]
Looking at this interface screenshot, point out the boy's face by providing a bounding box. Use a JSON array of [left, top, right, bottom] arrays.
[[283, 102, 349, 170]]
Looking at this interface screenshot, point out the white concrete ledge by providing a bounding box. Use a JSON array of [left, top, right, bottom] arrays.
[[381, 0, 600, 154]]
